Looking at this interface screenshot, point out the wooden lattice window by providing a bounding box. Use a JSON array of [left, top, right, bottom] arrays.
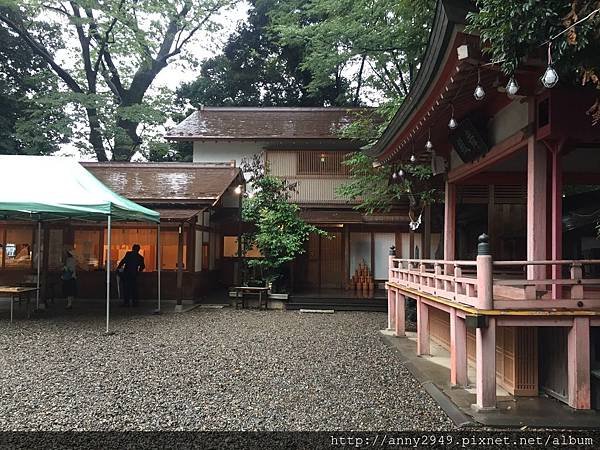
[[297, 151, 349, 176]]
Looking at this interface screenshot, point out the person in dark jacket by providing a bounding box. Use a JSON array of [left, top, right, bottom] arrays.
[[116, 244, 145, 306]]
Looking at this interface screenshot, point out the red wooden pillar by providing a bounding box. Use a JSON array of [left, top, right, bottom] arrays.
[[551, 145, 563, 299], [387, 288, 396, 331], [394, 292, 405, 337], [527, 139, 547, 280], [475, 317, 496, 410], [568, 317, 591, 409], [423, 205, 431, 259], [450, 308, 467, 387], [444, 182, 456, 273], [416, 297, 429, 355]]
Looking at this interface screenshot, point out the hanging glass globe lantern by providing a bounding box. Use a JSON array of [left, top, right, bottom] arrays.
[[410, 154, 416, 163], [541, 41, 559, 89], [473, 84, 485, 101], [425, 140, 433, 150], [506, 77, 519, 96], [448, 117, 458, 130], [398, 168, 404, 177], [473, 66, 485, 100], [541, 65, 559, 89]]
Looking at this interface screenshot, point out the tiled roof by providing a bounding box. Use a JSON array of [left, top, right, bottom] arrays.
[[83, 162, 241, 205], [165, 107, 371, 140]]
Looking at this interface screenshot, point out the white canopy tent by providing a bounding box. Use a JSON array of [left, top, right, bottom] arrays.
[[0, 156, 161, 332]]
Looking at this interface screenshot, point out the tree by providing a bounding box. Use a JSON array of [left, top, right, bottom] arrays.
[[240, 154, 327, 290], [0, 7, 70, 154], [0, 0, 232, 161], [265, 0, 438, 214], [269, 0, 435, 104], [467, 0, 600, 124], [177, 0, 352, 108], [336, 151, 437, 219]]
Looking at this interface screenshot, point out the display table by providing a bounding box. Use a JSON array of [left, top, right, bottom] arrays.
[[0, 286, 39, 323], [231, 286, 270, 310]]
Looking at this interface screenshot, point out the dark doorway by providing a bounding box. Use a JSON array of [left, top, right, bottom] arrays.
[[539, 327, 569, 403]]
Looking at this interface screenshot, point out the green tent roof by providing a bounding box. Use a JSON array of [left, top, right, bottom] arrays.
[[0, 156, 160, 223]]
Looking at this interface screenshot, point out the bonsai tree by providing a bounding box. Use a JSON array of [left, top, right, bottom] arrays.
[[240, 154, 327, 291]]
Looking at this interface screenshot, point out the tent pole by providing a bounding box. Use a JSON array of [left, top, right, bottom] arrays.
[[106, 215, 111, 333], [157, 222, 161, 313], [36, 220, 41, 310]]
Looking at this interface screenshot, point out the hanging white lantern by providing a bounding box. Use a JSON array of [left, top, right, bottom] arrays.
[[410, 154, 416, 163], [474, 66, 485, 100], [541, 42, 559, 88], [506, 77, 519, 95], [425, 128, 433, 151], [541, 66, 559, 88], [398, 168, 404, 177], [448, 103, 458, 129], [473, 84, 485, 101]]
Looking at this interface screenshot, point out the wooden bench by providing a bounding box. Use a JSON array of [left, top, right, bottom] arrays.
[[231, 286, 270, 310]]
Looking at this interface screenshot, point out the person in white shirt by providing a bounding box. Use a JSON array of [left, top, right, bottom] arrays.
[[61, 249, 77, 309]]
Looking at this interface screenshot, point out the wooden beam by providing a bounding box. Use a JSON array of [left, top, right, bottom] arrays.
[[444, 182, 456, 263], [177, 223, 184, 305], [448, 130, 528, 183], [475, 317, 497, 410], [423, 205, 431, 259], [568, 317, 591, 409], [527, 139, 547, 281], [450, 309, 468, 387], [416, 297, 430, 356]]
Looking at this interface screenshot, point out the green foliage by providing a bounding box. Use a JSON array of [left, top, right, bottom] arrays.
[[263, 0, 438, 212], [466, 1, 599, 75], [269, 0, 435, 103], [0, 0, 232, 161], [240, 154, 327, 285], [336, 151, 437, 214], [177, 0, 352, 107], [467, 1, 600, 124], [0, 7, 70, 154]]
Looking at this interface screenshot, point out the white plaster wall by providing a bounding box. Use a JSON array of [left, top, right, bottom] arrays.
[[488, 100, 528, 145], [193, 141, 266, 167]]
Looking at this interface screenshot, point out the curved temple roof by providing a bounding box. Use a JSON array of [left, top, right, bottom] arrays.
[[367, 0, 474, 161]]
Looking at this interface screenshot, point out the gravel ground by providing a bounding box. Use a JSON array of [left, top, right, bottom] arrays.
[[0, 306, 455, 431]]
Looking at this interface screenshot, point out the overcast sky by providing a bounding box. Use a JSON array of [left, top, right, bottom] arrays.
[[154, 2, 250, 91]]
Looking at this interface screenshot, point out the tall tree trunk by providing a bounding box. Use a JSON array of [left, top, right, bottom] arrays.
[[113, 117, 140, 161], [86, 107, 108, 162]]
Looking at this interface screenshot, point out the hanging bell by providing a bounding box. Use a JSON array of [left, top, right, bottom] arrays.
[[448, 117, 458, 130]]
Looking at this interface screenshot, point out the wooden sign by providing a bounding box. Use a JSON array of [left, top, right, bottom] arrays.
[[449, 117, 489, 163]]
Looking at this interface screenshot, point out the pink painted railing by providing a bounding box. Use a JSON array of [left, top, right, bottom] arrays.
[[388, 256, 600, 310]]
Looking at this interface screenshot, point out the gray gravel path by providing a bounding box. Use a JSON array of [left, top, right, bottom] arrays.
[[0, 307, 455, 431]]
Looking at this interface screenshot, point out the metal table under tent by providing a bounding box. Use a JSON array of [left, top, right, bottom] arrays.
[[0, 155, 161, 332]]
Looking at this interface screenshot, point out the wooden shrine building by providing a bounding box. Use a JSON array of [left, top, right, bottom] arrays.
[[371, 0, 600, 410]]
